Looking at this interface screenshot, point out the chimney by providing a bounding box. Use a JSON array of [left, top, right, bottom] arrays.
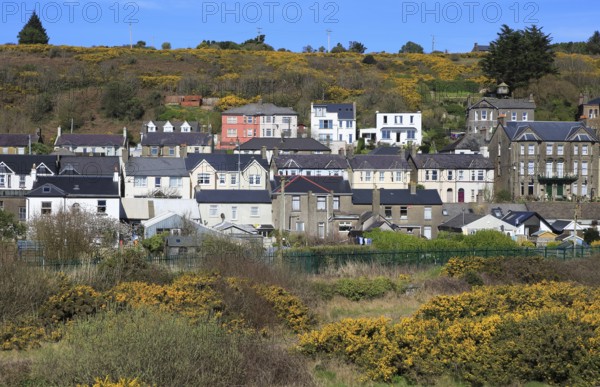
[[36, 127, 42, 141], [579, 93, 585, 106], [372, 187, 381, 217], [123, 126, 127, 138], [410, 144, 417, 157], [528, 93, 534, 103], [57, 126, 62, 139], [400, 147, 406, 160], [410, 182, 417, 195], [497, 113, 506, 127], [273, 147, 279, 157], [122, 144, 129, 163], [180, 144, 188, 158], [261, 145, 267, 160], [31, 163, 37, 182], [113, 166, 119, 183]]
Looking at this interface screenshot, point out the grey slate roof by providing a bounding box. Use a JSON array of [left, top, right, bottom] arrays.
[[500, 121, 599, 142], [238, 138, 330, 152], [438, 213, 484, 232], [0, 155, 59, 174], [55, 134, 125, 147], [440, 133, 486, 153], [222, 103, 297, 116], [409, 154, 493, 169], [185, 153, 269, 172], [28, 176, 119, 197], [125, 157, 188, 177], [313, 103, 356, 120], [468, 97, 536, 110], [348, 155, 410, 170], [141, 132, 212, 146], [368, 147, 404, 155], [0, 134, 33, 147], [586, 97, 600, 105], [59, 156, 120, 176], [352, 189, 443, 205], [196, 190, 271, 204], [272, 175, 352, 194], [526, 202, 600, 222], [274, 154, 349, 170]]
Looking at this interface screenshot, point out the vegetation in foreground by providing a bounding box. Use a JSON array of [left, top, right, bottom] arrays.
[[3, 243, 600, 385]]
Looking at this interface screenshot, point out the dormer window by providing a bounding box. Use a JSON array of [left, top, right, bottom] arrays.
[[42, 186, 51, 193]]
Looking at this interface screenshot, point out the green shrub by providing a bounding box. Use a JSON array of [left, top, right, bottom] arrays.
[[95, 248, 173, 289], [334, 277, 396, 301]]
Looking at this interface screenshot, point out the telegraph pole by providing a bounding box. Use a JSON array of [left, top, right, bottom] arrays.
[[326, 29, 332, 52]]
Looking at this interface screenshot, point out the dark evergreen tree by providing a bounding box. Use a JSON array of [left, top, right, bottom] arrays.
[[348, 41, 367, 54], [330, 42, 346, 53], [18, 12, 49, 44], [587, 31, 600, 55], [400, 41, 424, 53], [481, 24, 556, 91]]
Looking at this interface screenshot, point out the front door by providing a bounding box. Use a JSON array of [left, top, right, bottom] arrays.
[[458, 188, 465, 203], [546, 184, 553, 200], [557, 184, 564, 198]]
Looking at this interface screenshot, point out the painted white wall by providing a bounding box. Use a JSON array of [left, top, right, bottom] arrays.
[[27, 197, 120, 220], [199, 203, 272, 227]]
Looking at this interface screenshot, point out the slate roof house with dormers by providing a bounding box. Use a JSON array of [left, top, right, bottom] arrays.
[[271, 154, 349, 178], [236, 138, 331, 163], [143, 120, 200, 133], [123, 157, 191, 199], [271, 175, 353, 239], [54, 127, 128, 156], [488, 121, 599, 201], [0, 129, 43, 155], [407, 153, 494, 203], [186, 153, 270, 192], [140, 132, 212, 157], [466, 93, 536, 135], [348, 155, 412, 190]]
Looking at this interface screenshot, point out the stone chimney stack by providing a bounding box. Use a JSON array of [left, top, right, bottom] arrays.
[[31, 164, 37, 182], [180, 144, 188, 158], [410, 182, 417, 195], [261, 145, 267, 160], [113, 166, 119, 183], [372, 187, 380, 217], [579, 93, 585, 106]]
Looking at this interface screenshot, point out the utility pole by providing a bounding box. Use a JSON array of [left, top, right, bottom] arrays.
[[431, 35, 435, 52], [326, 29, 332, 52], [129, 23, 132, 49]]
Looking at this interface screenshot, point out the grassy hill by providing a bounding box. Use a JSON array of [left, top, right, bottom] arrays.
[[1, 44, 600, 146]]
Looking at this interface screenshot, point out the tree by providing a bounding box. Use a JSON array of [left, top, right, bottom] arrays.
[[481, 25, 557, 91], [101, 80, 145, 120], [400, 41, 424, 53], [587, 31, 600, 55], [583, 228, 600, 245], [134, 40, 146, 48], [362, 54, 377, 65], [0, 210, 26, 240], [161, 42, 171, 50], [18, 12, 49, 44], [348, 41, 367, 53], [302, 45, 315, 53], [330, 42, 346, 53]]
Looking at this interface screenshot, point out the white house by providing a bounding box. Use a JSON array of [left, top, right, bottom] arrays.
[[123, 157, 192, 199], [54, 127, 128, 157], [348, 155, 412, 190], [359, 112, 422, 146], [143, 120, 200, 133], [186, 154, 270, 192], [311, 102, 356, 145], [462, 214, 517, 237], [196, 190, 273, 228]]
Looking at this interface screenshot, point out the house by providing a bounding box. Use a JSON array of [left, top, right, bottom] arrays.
[[488, 121, 599, 200], [461, 214, 517, 237], [310, 102, 356, 145], [438, 212, 483, 233], [26, 174, 120, 221], [141, 211, 217, 239], [576, 94, 600, 127], [123, 157, 192, 199], [57, 156, 120, 177], [348, 155, 412, 190], [165, 236, 201, 257], [359, 112, 422, 146], [531, 230, 558, 247], [219, 102, 299, 150], [140, 132, 212, 156], [186, 153, 270, 192], [236, 138, 331, 163], [120, 198, 201, 226], [54, 127, 128, 156], [0, 129, 43, 154], [472, 42, 490, 52], [351, 185, 443, 239], [164, 95, 202, 107], [526, 202, 600, 228], [500, 211, 553, 239], [271, 175, 354, 239], [407, 153, 494, 203], [271, 154, 349, 178], [369, 146, 404, 156], [196, 190, 272, 229], [143, 120, 201, 133], [439, 133, 488, 155], [466, 89, 536, 135]]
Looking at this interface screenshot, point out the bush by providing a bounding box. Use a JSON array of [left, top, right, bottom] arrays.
[[95, 248, 173, 289], [31, 308, 313, 386], [333, 277, 396, 301]]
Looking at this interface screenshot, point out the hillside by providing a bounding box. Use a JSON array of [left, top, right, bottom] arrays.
[[1, 45, 600, 146]]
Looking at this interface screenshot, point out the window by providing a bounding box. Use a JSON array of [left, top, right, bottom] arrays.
[[319, 120, 333, 129], [263, 116, 272, 123], [423, 226, 432, 239], [395, 171, 403, 182], [574, 145, 579, 155], [574, 160, 579, 174], [0, 175, 4, 188], [582, 161, 588, 176], [471, 189, 476, 201], [19, 207, 26, 221], [264, 127, 272, 137], [557, 162, 564, 178], [511, 112, 517, 121], [481, 111, 487, 120], [520, 161, 524, 175], [383, 115, 388, 124], [243, 116, 253, 124], [169, 177, 182, 188], [97, 200, 107, 214], [522, 112, 528, 121], [528, 161, 535, 175], [547, 162, 554, 178], [364, 171, 372, 182], [407, 130, 416, 140], [168, 147, 176, 156], [379, 172, 385, 183], [318, 222, 325, 239], [134, 176, 147, 187], [295, 221, 305, 232], [471, 170, 476, 181], [557, 144, 564, 156], [582, 145, 589, 155], [155, 177, 161, 188], [19, 175, 25, 188], [150, 147, 159, 156], [249, 174, 261, 186], [227, 116, 237, 124], [227, 128, 236, 138], [247, 129, 254, 137], [218, 174, 226, 185], [339, 222, 353, 232], [478, 170, 484, 181], [447, 170, 453, 180], [333, 196, 340, 210], [394, 115, 402, 124], [250, 206, 259, 217], [382, 130, 391, 139], [209, 205, 218, 217], [520, 144, 525, 155], [230, 174, 238, 186], [338, 120, 344, 128], [345, 120, 353, 128], [546, 144, 553, 155], [400, 206, 408, 220], [317, 196, 326, 211], [528, 180, 534, 195], [315, 107, 326, 117], [41, 201, 52, 215], [292, 196, 300, 211], [282, 116, 291, 124], [0, 200, 3, 209], [198, 173, 210, 185], [458, 170, 464, 180], [528, 144, 534, 155], [424, 207, 432, 220], [231, 206, 238, 220], [384, 206, 392, 218], [410, 115, 414, 123]]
